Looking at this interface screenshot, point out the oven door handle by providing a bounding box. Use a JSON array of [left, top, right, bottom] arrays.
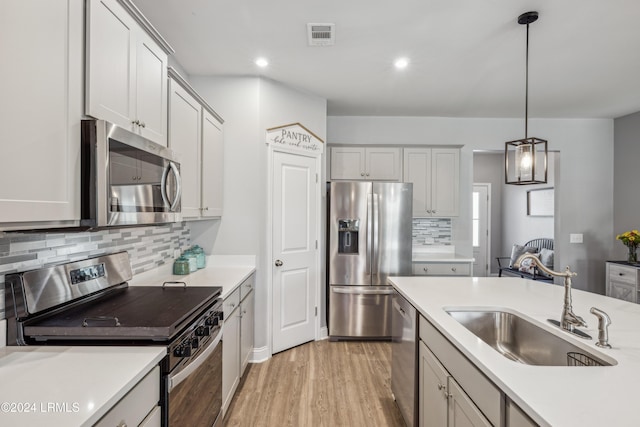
[[169, 330, 221, 392]]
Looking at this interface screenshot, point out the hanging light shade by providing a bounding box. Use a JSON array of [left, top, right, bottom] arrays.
[[505, 11, 548, 185]]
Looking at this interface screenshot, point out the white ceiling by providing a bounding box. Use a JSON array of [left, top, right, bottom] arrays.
[[133, 0, 640, 119]]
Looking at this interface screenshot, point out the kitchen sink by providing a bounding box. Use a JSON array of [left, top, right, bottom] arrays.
[[446, 309, 614, 366]]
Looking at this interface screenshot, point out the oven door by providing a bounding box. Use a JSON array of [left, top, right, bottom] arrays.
[[167, 328, 223, 427]]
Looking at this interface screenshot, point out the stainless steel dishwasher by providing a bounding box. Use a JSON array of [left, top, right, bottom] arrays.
[[391, 290, 418, 426]]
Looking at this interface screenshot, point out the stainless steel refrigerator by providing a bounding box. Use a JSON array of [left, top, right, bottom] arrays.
[[328, 181, 413, 339]]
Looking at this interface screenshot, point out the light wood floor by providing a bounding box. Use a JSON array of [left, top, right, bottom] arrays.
[[223, 340, 406, 427]]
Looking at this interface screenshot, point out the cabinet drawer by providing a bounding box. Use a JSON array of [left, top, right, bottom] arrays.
[[607, 280, 637, 303], [608, 264, 638, 286], [95, 365, 160, 427], [413, 263, 470, 276], [239, 275, 254, 301], [419, 316, 502, 426], [224, 286, 241, 316]]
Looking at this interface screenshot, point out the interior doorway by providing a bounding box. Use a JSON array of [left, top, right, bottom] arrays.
[[472, 183, 491, 276]]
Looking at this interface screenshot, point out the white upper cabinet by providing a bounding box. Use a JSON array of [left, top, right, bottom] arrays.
[[168, 68, 224, 219], [0, 0, 83, 226], [201, 110, 224, 217], [169, 78, 202, 218], [404, 148, 460, 217], [330, 147, 402, 181], [86, 0, 172, 146]]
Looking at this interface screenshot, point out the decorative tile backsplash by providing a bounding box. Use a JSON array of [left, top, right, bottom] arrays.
[[412, 218, 452, 246], [0, 223, 191, 319]]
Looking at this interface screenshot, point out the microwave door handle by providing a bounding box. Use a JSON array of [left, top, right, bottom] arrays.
[[163, 161, 182, 212]]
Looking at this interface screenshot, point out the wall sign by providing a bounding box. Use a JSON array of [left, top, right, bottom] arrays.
[[527, 187, 554, 217], [266, 123, 324, 155]]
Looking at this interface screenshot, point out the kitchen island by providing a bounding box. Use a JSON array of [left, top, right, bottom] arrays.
[[388, 276, 640, 427]]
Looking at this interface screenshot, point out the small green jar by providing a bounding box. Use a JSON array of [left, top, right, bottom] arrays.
[[173, 256, 190, 275], [192, 245, 206, 269], [182, 250, 198, 273]]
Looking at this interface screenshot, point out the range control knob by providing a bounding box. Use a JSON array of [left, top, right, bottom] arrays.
[[191, 337, 199, 349], [195, 325, 210, 336], [173, 345, 191, 358]]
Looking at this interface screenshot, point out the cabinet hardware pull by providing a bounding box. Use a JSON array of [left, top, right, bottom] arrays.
[[230, 302, 236, 308], [140, 121, 146, 128], [451, 267, 457, 272], [360, 172, 365, 176], [423, 267, 428, 272]]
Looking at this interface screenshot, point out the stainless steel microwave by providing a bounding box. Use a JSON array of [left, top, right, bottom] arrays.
[[81, 119, 182, 228]]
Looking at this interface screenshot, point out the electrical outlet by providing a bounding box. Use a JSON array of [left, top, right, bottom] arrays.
[[569, 233, 583, 244]]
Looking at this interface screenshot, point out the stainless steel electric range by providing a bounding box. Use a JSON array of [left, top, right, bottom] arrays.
[[4, 251, 223, 427]]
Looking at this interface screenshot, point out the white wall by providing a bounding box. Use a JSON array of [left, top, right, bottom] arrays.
[[614, 111, 640, 260], [189, 75, 327, 356], [328, 116, 614, 294]]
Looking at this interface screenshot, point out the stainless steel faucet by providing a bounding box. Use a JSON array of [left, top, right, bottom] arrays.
[[590, 307, 612, 348], [514, 254, 589, 338]]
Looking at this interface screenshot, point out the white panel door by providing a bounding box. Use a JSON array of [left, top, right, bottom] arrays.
[[366, 147, 402, 180], [330, 147, 365, 180], [272, 151, 317, 354], [419, 341, 449, 427]]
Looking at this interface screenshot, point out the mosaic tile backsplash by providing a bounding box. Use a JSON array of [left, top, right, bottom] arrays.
[[412, 218, 452, 246], [0, 223, 191, 319]]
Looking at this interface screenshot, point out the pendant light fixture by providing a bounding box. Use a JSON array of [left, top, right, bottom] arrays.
[[505, 11, 548, 185]]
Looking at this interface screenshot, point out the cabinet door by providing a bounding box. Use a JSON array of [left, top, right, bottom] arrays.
[[448, 377, 492, 427], [607, 280, 636, 303], [135, 31, 168, 146], [419, 341, 449, 427], [366, 147, 402, 181], [240, 290, 254, 377], [86, 0, 136, 131], [222, 305, 241, 414], [404, 148, 432, 216], [169, 78, 202, 218], [201, 111, 224, 217], [330, 147, 366, 180], [0, 0, 83, 224], [431, 149, 459, 217]]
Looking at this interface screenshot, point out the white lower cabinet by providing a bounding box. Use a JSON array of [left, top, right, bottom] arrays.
[[95, 365, 160, 427], [413, 262, 472, 277], [222, 287, 241, 413], [506, 399, 537, 427], [419, 342, 490, 427], [419, 316, 501, 427], [606, 262, 639, 303], [222, 274, 255, 414]]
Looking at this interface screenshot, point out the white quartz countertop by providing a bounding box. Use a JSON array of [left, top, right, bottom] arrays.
[[129, 255, 256, 299], [388, 276, 640, 427], [0, 346, 165, 426]]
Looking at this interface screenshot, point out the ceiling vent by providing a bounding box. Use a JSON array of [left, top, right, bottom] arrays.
[[307, 23, 335, 46]]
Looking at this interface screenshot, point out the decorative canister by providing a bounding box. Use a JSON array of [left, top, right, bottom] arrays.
[[173, 256, 190, 275], [182, 250, 198, 273], [192, 245, 206, 269]]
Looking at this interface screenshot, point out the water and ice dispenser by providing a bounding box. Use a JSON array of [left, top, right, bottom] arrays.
[[338, 219, 359, 254]]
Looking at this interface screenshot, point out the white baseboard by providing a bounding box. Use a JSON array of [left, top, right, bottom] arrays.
[[318, 326, 328, 340], [250, 345, 270, 363]]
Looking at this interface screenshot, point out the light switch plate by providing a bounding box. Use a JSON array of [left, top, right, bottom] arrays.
[[570, 233, 583, 244]]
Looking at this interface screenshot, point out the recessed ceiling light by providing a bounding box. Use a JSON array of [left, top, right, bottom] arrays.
[[255, 57, 269, 68], [394, 57, 409, 69]]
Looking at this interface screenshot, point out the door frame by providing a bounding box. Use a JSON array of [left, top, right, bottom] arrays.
[[472, 183, 492, 277], [266, 146, 323, 358]]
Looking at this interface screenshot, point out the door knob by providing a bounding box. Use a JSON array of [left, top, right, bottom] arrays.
[[275, 260, 283, 267]]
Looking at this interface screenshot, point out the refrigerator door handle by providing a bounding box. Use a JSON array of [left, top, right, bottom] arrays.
[[366, 193, 373, 275], [332, 287, 396, 295], [372, 193, 380, 275]]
